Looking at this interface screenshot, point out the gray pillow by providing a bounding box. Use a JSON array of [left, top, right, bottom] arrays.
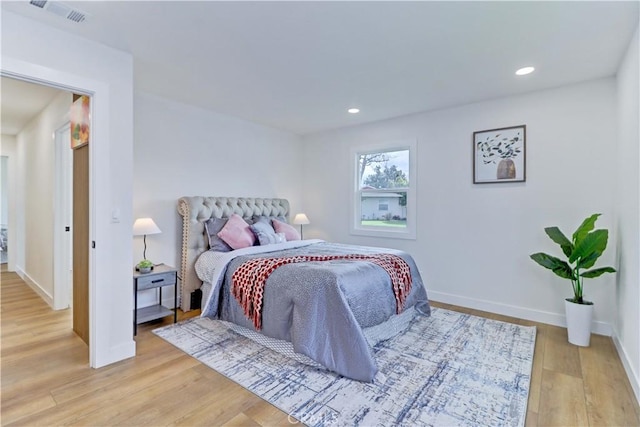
[[250, 219, 282, 246], [203, 218, 232, 252]]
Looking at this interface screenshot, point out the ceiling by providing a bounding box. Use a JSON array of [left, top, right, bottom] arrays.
[[1, 77, 65, 135], [1, 1, 638, 136]]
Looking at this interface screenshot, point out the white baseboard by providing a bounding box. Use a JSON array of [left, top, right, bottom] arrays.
[[161, 295, 177, 309], [161, 284, 177, 309], [93, 340, 136, 369], [16, 266, 54, 308], [136, 286, 176, 310], [428, 290, 613, 336], [612, 335, 640, 405]]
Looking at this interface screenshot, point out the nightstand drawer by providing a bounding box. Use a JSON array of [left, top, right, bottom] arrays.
[[136, 271, 176, 290]]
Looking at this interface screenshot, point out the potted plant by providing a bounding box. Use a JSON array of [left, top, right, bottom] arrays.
[[136, 259, 154, 274], [530, 213, 616, 346]]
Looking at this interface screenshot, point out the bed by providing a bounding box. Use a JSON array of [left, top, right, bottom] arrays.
[[177, 196, 430, 382]]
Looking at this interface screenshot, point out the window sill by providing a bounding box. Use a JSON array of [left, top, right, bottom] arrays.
[[350, 227, 416, 240]]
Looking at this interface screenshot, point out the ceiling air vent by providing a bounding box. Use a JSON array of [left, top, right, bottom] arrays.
[[29, 0, 89, 23], [29, 0, 47, 8], [65, 9, 87, 23]]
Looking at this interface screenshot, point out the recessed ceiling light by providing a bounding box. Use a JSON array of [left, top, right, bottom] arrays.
[[515, 66, 535, 76], [348, 108, 360, 114]]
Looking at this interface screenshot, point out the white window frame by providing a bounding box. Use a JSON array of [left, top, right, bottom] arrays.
[[350, 139, 417, 239]]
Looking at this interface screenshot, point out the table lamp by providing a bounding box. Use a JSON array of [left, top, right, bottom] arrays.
[[293, 213, 310, 239], [133, 217, 161, 271]]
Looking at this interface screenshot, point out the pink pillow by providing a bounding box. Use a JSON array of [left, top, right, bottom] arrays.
[[217, 214, 256, 249], [272, 219, 301, 241]]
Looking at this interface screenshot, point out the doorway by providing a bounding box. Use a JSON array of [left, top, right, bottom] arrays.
[[2, 50, 136, 369], [0, 76, 88, 343]]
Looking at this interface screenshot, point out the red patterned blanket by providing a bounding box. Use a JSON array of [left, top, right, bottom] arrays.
[[231, 253, 413, 330]]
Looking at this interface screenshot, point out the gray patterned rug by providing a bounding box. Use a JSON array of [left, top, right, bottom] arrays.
[[154, 307, 535, 427]]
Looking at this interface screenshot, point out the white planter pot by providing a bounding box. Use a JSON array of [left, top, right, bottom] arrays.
[[564, 299, 593, 347]]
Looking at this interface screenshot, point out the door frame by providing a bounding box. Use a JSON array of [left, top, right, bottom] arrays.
[[0, 155, 8, 267], [1, 56, 108, 368], [53, 122, 73, 311]]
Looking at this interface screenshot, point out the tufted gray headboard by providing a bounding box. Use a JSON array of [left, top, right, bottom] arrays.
[[177, 196, 290, 311]]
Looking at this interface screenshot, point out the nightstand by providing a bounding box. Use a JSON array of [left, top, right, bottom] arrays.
[[133, 263, 177, 335]]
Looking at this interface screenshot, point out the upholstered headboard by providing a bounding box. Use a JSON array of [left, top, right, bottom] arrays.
[[177, 196, 290, 311]]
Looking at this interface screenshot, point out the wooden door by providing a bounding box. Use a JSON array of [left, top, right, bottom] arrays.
[[72, 129, 89, 344]]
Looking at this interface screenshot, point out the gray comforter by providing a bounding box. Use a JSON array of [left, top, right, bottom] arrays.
[[200, 241, 430, 381]]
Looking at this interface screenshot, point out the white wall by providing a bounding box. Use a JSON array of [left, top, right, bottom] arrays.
[[0, 135, 17, 271], [2, 11, 135, 367], [1, 156, 7, 227], [302, 78, 618, 333], [133, 92, 303, 308], [14, 91, 72, 304], [614, 26, 639, 402]]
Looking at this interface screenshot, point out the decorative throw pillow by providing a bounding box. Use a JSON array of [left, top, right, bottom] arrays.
[[217, 214, 256, 249], [272, 219, 301, 241], [250, 220, 280, 246], [203, 218, 232, 252]]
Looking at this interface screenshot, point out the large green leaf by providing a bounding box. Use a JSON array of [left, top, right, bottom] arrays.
[[576, 250, 601, 270], [569, 229, 608, 264], [572, 213, 601, 246], [530, 253, 573, 279], [544, 226, 573, 258], [581, 266, 616, 278]]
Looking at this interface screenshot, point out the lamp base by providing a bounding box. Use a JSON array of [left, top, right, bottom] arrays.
[[135, 265, 154, 272]]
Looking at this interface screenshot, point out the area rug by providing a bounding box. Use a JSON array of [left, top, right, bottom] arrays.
[[154, 307, 535, 427]]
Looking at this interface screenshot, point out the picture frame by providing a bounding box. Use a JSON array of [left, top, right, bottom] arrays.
[[70, 95, 90, 149], [473, 124, 526, 184]]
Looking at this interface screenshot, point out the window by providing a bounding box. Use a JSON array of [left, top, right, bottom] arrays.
[[351, 140, 416, 239]]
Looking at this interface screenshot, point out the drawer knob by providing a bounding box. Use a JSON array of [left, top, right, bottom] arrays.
[[152, 279, 164, 284]]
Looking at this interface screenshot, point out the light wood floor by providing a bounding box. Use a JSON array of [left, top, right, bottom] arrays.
[[2, 269, 639, 426]]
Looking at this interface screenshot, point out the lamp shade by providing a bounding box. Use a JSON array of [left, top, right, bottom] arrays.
[[293, 213, 310, 225], [133, 218, 161, 236]]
